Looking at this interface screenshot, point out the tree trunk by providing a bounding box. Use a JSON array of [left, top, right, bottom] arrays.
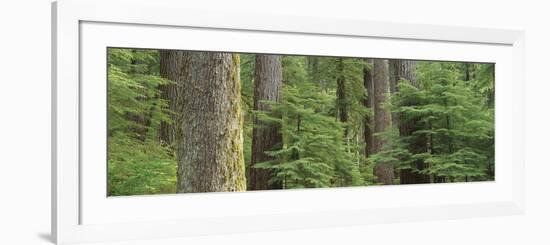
[[372, 59, 394, 185], [250, 54, 283, 190], [175, 52, 246, 193], [389, 59, 418, 89], [363, 59, 375, 157], [158, 50, 185, 146]]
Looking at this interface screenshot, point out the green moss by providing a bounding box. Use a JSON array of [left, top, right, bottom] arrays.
[[225, 53, 247, 191], [231, 54, 241, 84]]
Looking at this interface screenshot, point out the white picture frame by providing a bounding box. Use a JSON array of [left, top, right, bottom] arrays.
[[52, 0, 525, 244]]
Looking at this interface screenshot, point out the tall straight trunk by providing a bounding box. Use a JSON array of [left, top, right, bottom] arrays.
[[363, 59, 375, 157], [390, 60, 430, 184], [336, 58, 349, 138], [250, 54, 283, 190], [175, 52, 246, 193], [158, 50, 185, 146], [372, 59, 394, 185]]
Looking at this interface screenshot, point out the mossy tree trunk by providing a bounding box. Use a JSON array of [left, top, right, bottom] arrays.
[[372, 59, 394, 185], [250, 54, 283, 190], [175, 52, 246, 193]]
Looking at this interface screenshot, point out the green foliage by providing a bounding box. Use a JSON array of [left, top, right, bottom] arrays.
[[108, 47, 495, 195], [107, 48, 176, 196], [108, 135, 176, 195], [372, 61, 494, 182], [252, 56, 364, 188]]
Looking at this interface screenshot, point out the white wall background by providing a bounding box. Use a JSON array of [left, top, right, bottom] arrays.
[[0, 0, 547, 244]]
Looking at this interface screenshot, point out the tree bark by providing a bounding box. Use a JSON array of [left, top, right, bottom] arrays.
[[158, 50, 185, 146], [250, 54, 283, 190], [389, 59, 418, 90], [372, 59, 394, 185], [363, 59, 375, 157], [175, 52, 246, 193]]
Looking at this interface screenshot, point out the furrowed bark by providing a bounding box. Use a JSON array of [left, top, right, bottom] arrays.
[[175, 52, 246, 193], [372, 59, 394, 185], [158, 50, 185, 146]]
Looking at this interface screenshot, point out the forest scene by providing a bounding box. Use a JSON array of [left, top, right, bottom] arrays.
[[107, 48, 495, 196]]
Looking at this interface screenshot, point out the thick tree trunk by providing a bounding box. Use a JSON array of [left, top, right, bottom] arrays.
[[158, 50, 185, 146], [175, 52, 246, 193], [372, 59, 394, 185], [250, 54, 283, 190], [363, 59, 375, 157], [389, 59, 418, 92]]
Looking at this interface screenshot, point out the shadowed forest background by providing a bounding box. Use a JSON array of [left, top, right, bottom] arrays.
[[107, 48, 495, 196]]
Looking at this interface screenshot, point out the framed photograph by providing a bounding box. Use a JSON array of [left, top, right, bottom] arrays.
[[52, 0, 525, 244]]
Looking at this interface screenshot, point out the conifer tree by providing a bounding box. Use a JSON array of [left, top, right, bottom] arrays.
[[107, 48, 175, 196], [107, 47, 495, 195], [390, 60, 431, 184], [250, 54, 284, 190]]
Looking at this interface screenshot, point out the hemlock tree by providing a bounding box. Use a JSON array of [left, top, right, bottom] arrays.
[[330, 57, 366, 185], [253, 56, 363, 188], [374, 61, 494, 184], [372, 59, 394, 185], [390, 60, 431, 184], [107, 48, 176, 196], [250, 54, 284, 190], [175, 52, 246, 193]]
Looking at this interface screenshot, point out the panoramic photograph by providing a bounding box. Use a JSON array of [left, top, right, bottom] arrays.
[[107, 48, 495, 196]]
